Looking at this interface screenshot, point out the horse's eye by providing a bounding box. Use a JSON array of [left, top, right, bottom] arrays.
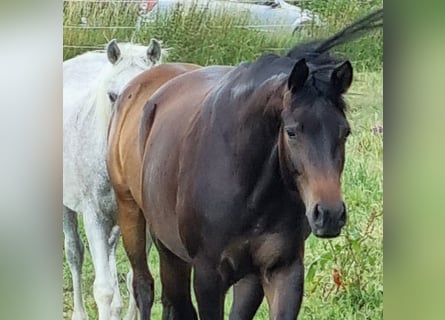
[[285, 123, 302, 138], [108, 92, 118, 103], [285, 126, 297, 138]]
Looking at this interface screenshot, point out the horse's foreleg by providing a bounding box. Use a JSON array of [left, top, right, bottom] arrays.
[[229, 274, 264, 320], [261, 256, 305, 320], [117, 195, 154, 320], [83, 209, 121, 320], [193, 261, 226, 320], [63, 205, 88, 320], [154, 238, 197, 320]]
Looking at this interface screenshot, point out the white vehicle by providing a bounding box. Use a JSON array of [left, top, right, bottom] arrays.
[[138, 0, 323, 31]]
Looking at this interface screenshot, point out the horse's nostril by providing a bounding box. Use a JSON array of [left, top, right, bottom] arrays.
[[313, 204, 322, 222], [339, 204, 347, 225]]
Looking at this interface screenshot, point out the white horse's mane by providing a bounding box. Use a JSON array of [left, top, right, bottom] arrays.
[[84, 42, 167, 134]]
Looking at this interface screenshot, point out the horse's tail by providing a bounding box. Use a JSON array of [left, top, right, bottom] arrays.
[[314, 8, 383, 54], [287, 8, 383, 59], [138, 100, 158, 160]]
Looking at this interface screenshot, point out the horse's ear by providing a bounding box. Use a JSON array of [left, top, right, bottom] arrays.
[[147, 38, 162, 64], [287, 58, 309, 93], [331, 60, 353, 94], [107, 39, 121, 65]]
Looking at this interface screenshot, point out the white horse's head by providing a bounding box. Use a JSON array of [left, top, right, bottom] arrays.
[[93, 38, 164, 132]]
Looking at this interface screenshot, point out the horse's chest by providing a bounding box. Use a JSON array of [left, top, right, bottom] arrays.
[[218, 229, 300, 286]]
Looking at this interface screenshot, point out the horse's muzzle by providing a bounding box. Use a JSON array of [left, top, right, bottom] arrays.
[[309, 201, 347, 238]]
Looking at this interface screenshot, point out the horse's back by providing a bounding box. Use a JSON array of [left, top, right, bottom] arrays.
[[63, 52, 107, 116], [63, 51, 107, 134], [140, 66, 234, 173], [139, 66, 233, 149]]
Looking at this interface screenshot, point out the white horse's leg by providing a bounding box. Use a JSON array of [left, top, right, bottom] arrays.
[[83, 209, 121, 320], [124, 269, 138, 320], [63, 205, 88, 320], [108, 225, 124, 320], [124, 227, 153, 320]]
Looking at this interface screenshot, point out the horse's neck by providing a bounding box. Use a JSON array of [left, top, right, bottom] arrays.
[[209, 74, 282, 144], [246, 144, 282, 210], [246, 128, 303, 216], [205, 83, 283, 201]]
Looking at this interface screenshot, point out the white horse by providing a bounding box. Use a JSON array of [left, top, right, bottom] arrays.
[[63, 38, 163, 320]]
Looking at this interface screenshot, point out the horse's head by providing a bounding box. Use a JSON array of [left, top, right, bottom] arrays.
[[279, 58, 352, 238], [104, 38, 163, 103], [92, 38, 163, 132]]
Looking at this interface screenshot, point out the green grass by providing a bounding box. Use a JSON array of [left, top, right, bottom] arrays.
[[63, 0, 383, 318]]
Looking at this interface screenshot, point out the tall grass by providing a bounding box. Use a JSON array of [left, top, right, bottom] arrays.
[[63, 1, 141, 57], [63, 0, 382, 71]]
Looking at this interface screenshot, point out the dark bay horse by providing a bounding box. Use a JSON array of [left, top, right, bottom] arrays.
[[108, 9, 383, 320]]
